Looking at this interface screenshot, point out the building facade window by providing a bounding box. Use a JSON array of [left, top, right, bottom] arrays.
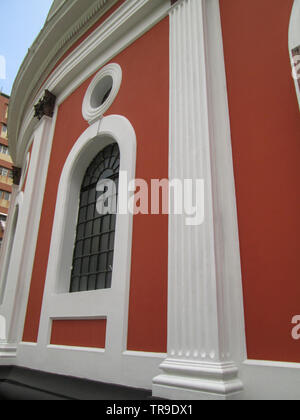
[[0, 214, 7, 222], [0, 145, 9, 155], [1, 124, 7, 138], [0, 190, 11, 201], [0, 167, 9, 177], [70, 142, 120, 293], [0, 167, 12, 178]]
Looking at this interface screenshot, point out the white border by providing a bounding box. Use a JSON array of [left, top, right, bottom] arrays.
[[82, 63, 122, 124]]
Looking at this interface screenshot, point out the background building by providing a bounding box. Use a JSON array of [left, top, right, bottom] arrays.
[[0, 0, 299, 400], [0, 93, 12, 248]]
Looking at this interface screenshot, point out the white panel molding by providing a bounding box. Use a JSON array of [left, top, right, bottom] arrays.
[[16, 342, 165, 390], [153, 0, 246, 400], [240, 360, 300, 400], [0, 344, 17, 359]]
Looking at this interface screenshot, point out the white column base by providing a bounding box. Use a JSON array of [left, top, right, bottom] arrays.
[[0, 342, 17, 359], [153, 359, 244, 400]]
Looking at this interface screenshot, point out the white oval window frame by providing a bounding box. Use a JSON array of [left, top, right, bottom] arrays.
[[82, 63, 122, 124]]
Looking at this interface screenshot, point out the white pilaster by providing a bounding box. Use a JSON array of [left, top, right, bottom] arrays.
[[0, 116, 55, 358], [153, 0, 246, 400]]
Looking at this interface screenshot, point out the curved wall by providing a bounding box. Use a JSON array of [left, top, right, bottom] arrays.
[[220, 0, 300, 363], [22, 16, 169, 354]]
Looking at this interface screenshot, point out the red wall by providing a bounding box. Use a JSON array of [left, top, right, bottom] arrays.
[[23, 17, 169, 354], [51, 319, 107, 349], [0, 94, 9, 124], [220, 0, 300, 362]]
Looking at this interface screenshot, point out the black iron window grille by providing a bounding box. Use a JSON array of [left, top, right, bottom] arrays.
[[70, 143, 120, 293]]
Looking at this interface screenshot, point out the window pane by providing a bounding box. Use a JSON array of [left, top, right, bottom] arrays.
[[93, 218, 101, 234], [85, 221, 93, 237], [73, 259, 81, 276], [91, 236, 99, 253], [90, 255, 98, 273], [106, 271, 112, 289], [88, 275, 97, 291], [102, 215, 110, 233], [87, 204, 94, 220], [98, 253, 107, 272], [100, 234, 109, 250], [78, 207, 87, 223], [74, 241, 83, 258], [79, 276, 88, 292], [96, 273, 106, 290], [70, 277, 80, 293]]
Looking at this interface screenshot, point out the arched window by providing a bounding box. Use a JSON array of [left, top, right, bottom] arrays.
[[70, 143, 120, 293]]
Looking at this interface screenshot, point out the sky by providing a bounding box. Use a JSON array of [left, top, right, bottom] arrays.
[[0, 0, 53, 95]]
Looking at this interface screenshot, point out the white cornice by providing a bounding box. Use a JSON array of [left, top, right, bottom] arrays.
[[8, 0, 118, 162], [9, 0, 171, 165], [46, 0, 66, 22]]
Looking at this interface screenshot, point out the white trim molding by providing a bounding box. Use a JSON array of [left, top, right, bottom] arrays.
[[153, 0, 246, 400], [241, 360, 300, 400]]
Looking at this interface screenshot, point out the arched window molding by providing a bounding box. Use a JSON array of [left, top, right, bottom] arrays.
[[0, 193, 23, 305], [289, 0, 300, 109], [37, 115, 136, 363]]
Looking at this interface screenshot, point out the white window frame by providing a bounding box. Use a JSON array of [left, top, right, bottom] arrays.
[[32, 115, 147, 386]]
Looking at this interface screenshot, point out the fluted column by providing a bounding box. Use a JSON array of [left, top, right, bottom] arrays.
[[153, 0, 246, 400]]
